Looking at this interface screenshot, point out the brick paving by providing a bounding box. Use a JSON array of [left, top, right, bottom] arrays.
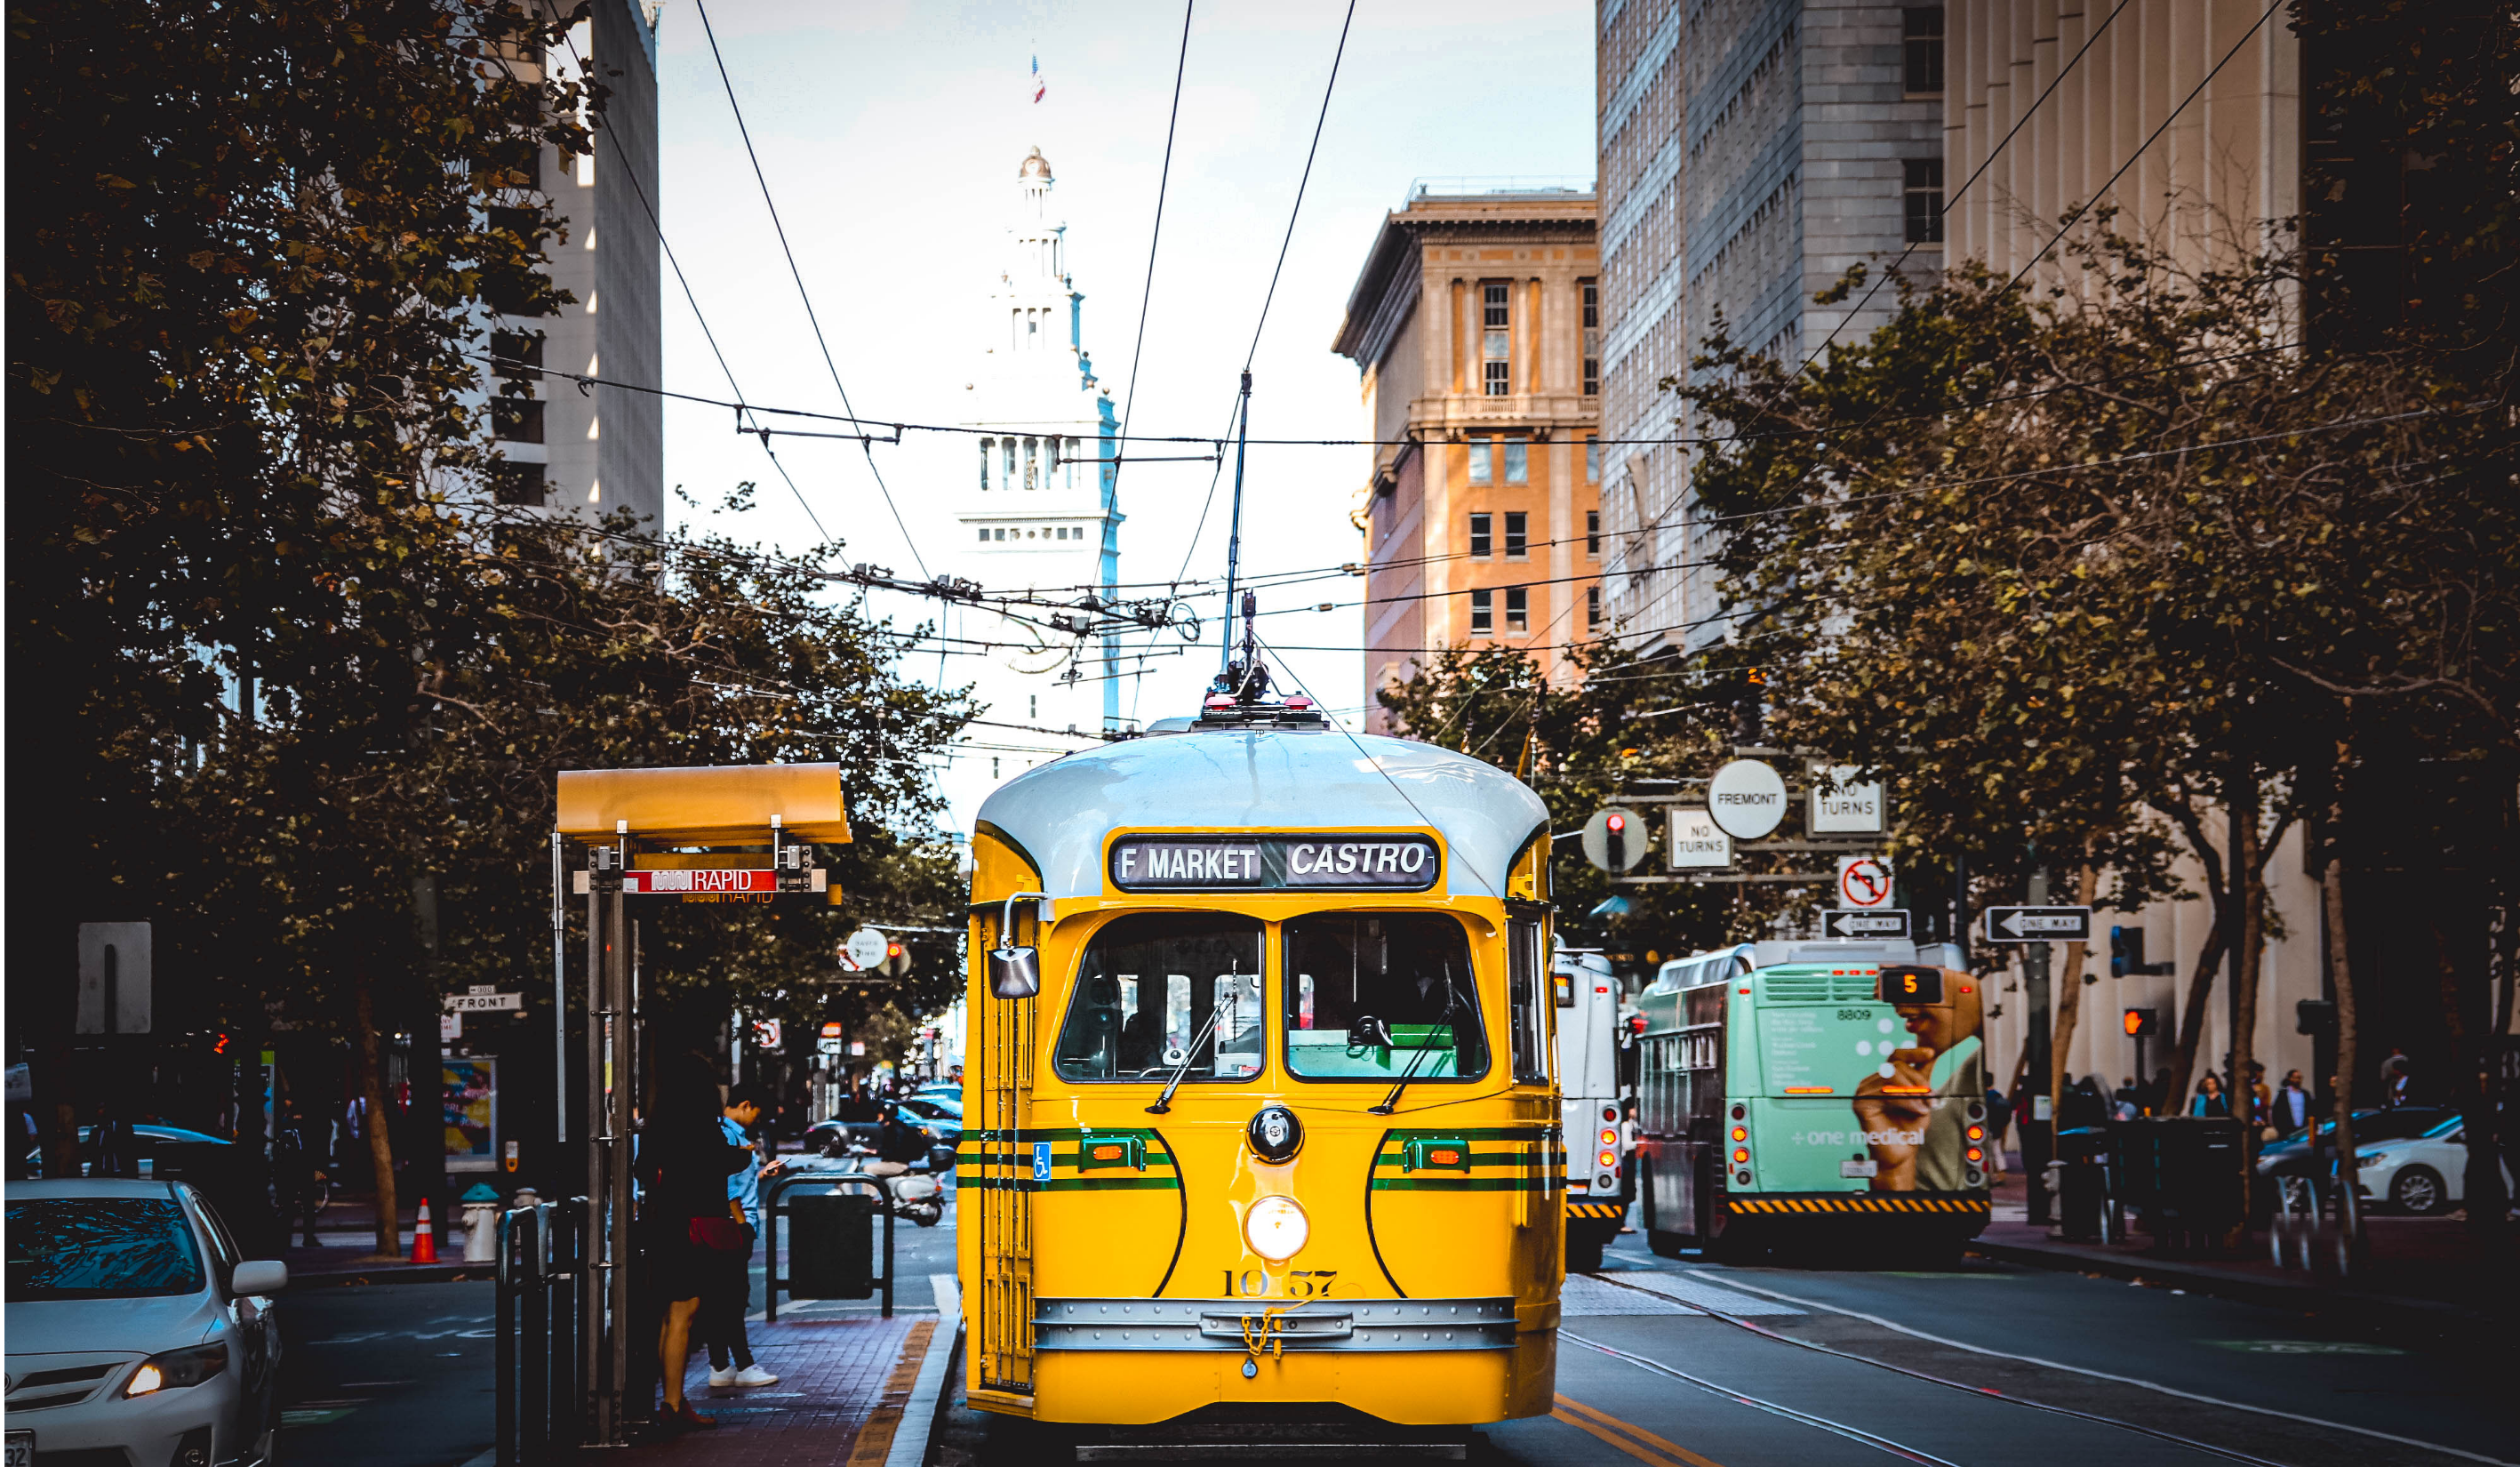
[[612, 1314, 935, 1465]]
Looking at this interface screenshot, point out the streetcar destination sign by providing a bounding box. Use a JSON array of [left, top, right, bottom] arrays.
[[1821, 909, 1910, 939], [1109, 834, 1439, 893], [1980, 906, 2093, 942]]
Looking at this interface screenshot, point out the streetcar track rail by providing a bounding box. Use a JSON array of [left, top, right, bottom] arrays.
[[1584, 1271, 2299, 1467], [1560, 1328, 1964, 1465], [1650, 1267, 2516, 1467]]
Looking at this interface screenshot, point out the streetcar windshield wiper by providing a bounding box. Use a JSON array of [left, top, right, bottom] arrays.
[[1370, 965, 1463, 1116], [1147, 989, 1235, 1115]]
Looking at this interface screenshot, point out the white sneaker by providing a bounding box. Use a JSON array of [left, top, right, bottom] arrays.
[[732, 1365, 780, 1387], [706, 1367, 738, 1387]]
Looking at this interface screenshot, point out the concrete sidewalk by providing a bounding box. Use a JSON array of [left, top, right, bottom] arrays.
[[596, 1275, 961, 1467], [1970, 1167, 2515, 1337]]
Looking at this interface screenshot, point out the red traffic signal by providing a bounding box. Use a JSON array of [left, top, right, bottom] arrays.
[[1605, 813, 1626, 834]]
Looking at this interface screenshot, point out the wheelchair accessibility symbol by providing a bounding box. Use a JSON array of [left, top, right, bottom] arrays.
[[1032, 1141, 1052, 1183]]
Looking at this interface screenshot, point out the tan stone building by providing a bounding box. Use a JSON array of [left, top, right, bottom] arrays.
[[1332, 189, 1603, 730]]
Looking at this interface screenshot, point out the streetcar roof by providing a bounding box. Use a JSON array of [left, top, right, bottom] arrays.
[[975, 725, 1549, 902]]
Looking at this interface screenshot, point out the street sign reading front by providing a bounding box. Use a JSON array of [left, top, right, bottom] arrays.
[[444, 991, 524, 1013], [1822, 909, 1911, 939], [1981, 906, 2093, 942]]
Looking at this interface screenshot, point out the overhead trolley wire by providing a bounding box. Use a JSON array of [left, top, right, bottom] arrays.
[[550, 26, 834, 545], [692, 0, 932, 578], [1109, 1, 1197, 508]]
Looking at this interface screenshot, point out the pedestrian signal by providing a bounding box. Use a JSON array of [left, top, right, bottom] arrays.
[[2122, 1007, 2158, 1038]]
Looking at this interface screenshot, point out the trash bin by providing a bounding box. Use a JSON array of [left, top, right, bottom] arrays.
[[787, 1187, 875, 1300], [2053, 1126, 2110, 1241], [2116, 1117, 2242, 1253]]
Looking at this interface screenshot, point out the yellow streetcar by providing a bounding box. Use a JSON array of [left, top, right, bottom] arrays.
[[956, 693, 1565, 1431]]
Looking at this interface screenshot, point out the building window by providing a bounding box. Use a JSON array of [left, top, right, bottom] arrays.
[[1503, 441, 1528, 485], [1904, 8, 1945, 96], [1045, 437, 1061, 480], [1580, 281, 1600, 395], [492, 330, 543, 381], [1904, 158, 1945, 244], [1469, 588, 1494, 636], [996, 527, 1008, 541], [1585, 437, 1599, 482], [1588, 584, 1603, 629], [1505, 586, 1529, 633], [1003, 438, 1016, 488], [1468, 513, 1492, 558], [1482, 283, 1510, 396], [491, 396, 545, 443], [1587, 509, 1601, 557], [1024, 437, 1040, 490], [979, 527, 990, 542], [490, 461, 545, 506], [1504, 511, 1527, 559], [1468, 441, 1492, 485], [980, 438, 994, 490]]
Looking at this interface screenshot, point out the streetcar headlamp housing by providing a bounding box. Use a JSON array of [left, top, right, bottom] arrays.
[[1244, 1195, 1309, 1262]]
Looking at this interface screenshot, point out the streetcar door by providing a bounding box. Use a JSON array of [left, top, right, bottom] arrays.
[[972, 898, 1039, 1400]]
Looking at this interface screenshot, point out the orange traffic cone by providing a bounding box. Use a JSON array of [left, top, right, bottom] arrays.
[[411, 1197, 439, 1263]]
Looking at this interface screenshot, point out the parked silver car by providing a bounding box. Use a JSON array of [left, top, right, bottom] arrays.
[[5, 1179, 285, 1467]]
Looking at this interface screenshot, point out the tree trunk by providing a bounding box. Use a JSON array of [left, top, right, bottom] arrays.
[[2227, 762, 2266, 1242], [2165, 921, 2230, 1114], [354, 965, 402, 1259], [2049, 864, 2101, 1115], [2431, 914, 2504, 1242], [2320, 722, 2365, 1258]]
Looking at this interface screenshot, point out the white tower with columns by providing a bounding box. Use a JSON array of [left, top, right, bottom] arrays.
[[939, 147, 1124, 843]]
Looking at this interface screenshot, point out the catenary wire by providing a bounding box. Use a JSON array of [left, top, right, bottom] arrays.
[[548, 26, 833, 546], [692, 0, 930, 577]]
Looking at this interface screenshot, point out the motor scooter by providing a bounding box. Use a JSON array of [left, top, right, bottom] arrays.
[[838, 1141, 947, 1227]]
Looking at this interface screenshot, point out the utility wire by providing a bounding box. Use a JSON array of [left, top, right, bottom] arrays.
[[693, 0, 930, 577], [2002, 0, 2286, 295], [552, 27, 834, 544], [1110, 2, 1197, 509]]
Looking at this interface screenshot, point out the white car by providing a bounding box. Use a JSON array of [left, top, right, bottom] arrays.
[[5, 1179, 286, 1467], [2354, 1115, 2512, 1215]]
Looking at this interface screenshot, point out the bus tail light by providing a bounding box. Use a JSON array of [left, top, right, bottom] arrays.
[[1732, 1148, 1749, 1165], [1598, 1150, 1618, 1168]]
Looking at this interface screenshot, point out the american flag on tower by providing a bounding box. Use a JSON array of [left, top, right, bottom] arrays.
[[1032, 53, 1045, 103]]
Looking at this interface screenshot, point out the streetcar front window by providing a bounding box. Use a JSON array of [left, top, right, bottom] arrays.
[[1281, 914, 1489, 1080], [1054, 913, 1266, 1082]]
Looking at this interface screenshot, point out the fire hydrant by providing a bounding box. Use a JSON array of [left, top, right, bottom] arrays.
[[460, 1185, 502, 1263]]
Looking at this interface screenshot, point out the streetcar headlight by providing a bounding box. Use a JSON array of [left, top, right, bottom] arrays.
[[1244, 1195, 1309, 1262]]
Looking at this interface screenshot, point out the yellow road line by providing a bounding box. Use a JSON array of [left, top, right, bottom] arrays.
[[1552, 1392, 1726, 1467]]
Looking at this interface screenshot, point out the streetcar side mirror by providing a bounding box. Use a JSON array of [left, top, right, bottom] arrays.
[[989, 891, 1049, 1000], [989, 943, 1040, 1000]]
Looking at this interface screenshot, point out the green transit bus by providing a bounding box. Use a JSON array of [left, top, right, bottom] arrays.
[[1631, 939, 1991, 1259]]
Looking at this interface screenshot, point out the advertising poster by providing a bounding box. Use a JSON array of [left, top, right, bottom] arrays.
[[1763, 969, 1986, 1191], [443, 1056, 496, 1172]]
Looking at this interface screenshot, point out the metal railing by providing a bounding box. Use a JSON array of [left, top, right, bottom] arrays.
[[492, 1198, 587, 1466], [763, 1171, 893, 1320]]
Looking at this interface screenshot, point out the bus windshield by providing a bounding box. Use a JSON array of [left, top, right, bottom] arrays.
[[1282, 913, 1489, 1080], [1053, 913, 1265, 1082]]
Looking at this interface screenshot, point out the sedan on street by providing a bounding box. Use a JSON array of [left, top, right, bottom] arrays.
[[5, 1179, 287, 1467], [2354, 1115, 2514, 1215]]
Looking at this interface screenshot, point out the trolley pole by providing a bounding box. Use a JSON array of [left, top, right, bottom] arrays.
[[1219, 370, 1252, 675], [2022, 867, 2055, 1227]]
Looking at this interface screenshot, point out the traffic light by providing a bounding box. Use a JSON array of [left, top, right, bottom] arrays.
[[2108, 926, 2140, 977], [882, 940, 911, 979], [2294, 998, 2336, 1037], [2122, 1007, 2158, 1038], [1581, 808, 1648, 873]]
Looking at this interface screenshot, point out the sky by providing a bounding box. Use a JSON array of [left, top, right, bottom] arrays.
[[648, 0, 1595, 752]]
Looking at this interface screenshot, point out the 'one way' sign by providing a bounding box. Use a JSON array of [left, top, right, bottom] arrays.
[[1980, 906, 2092, 943]]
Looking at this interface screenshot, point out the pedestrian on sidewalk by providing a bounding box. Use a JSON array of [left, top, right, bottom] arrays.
[[2275, 1070, 2312, 1134], [705, 1086, 787, 1389], [1983, 1086, 2012, 1177], [2188, 1073, 2230, 1118], [273, 1100, 329, 1248], [637, 1054, 752, 1433]]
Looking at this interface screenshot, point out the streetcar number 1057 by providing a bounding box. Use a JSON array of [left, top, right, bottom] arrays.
[[1224, 1269, 1338, 1298]]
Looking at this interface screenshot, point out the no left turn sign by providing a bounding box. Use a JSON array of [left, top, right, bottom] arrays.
[[1836, 855, 1894, 910]]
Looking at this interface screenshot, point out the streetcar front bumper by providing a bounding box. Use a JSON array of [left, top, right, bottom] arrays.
[[1035, 1296, 1517, 1353]]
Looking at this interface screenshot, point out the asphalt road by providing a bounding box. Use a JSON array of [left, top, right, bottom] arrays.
[[276, 1175, 2513, 1467], [272, 1162, 954, 1467], [940, 1224, 2515, 1467]]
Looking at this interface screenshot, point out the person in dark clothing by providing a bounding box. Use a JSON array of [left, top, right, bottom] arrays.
[[638, 1055, 749, 1432], [2188, 1073, 2231, 1117], [272, 1101, 329, 1248]]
